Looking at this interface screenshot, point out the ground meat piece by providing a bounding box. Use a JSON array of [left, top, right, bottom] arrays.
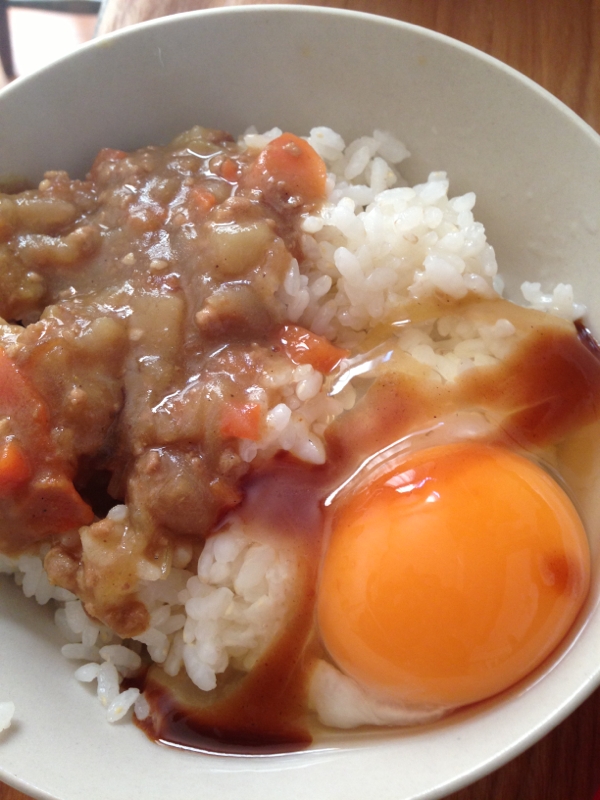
[[194, 282, 276, 339], [127, 447, 242, 540], [47, 516, 153, 637]]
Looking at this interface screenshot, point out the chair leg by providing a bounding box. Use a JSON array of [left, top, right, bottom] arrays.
[[0, 0, 16, 80]]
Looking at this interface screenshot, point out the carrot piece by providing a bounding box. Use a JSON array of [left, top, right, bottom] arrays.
[[280, 325, 349, 374], [24, 475, 94, 533], [220, 158, 239, 182], [0, 348, 49, 429], [189, 186, 217, 216], [246, 133, 327, 205], [96, 148, 127, 161], [220, 401, 262, 441], [0, 348, 93, 530], [89, 148, 128, 181], [0, 440, 31, 494]]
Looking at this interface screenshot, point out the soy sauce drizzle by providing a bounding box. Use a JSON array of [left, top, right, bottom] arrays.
[[134, 322, 600, 754], [136, 457, 328, 753], [575, 319, 600, 361]]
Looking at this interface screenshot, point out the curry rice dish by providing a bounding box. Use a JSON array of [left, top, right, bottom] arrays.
[[0, 125, 598, 751]]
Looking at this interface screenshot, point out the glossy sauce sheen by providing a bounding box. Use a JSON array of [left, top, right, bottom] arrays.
[[139, 325, 600, 752], [138, 460, 325, 753]]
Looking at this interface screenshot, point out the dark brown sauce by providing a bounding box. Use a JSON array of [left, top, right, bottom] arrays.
[[140, 625, 316, 755], [133, 322, 600, 754], [136, 456, 330, 753], [458, 323, 600, 446], [575, 319, 600, 361]]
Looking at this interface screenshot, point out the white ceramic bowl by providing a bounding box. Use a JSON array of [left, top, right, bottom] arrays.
[[1, 7, 600, 800]]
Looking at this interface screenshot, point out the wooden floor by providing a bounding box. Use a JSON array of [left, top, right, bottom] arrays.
[[0, 7, 95, 88]]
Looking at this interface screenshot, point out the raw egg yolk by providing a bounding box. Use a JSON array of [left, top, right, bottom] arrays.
[[317, 442, 590, 708]]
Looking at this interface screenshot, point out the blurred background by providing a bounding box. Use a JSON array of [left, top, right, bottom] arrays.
[[0, 5, 95, 88], [1, 0, 598, 134]]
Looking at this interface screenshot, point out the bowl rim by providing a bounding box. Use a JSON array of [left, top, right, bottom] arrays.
[[1, 6, 600, 800], [3, 2, 600, 148]]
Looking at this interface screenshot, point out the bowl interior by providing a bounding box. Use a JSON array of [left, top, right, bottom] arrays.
[[1, 7, 600, 800]]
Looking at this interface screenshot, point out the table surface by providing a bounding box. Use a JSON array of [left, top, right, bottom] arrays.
[[2, 1, 600, 799]]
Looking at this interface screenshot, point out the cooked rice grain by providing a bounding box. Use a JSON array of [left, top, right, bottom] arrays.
[[0, 702, 15, 733], [180, 518, 297, 691]]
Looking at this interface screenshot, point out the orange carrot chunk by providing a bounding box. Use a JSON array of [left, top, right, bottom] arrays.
[[89, 148, 128, 180], [280, 325, 349, 374], [189, 186, 217, 216], [246, 133, 327, 206], [220, 158, 239, 182], [0, 440, 31, 494], [0, 348, 49, 429], [0, 348, 93, 530], [220, 401, 262, 441], [24, 475, 94, 533]]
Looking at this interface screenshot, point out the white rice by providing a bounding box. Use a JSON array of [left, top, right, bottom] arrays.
[[521, 280, 585, 319], [392, 313, 518, 383], [290, 127, 582, 346], [1, 517, 296, 723], [240, 125, 583, 472], [0, 701, 15, 733], [238, 353, 351, 467], [180, 516, 297, 691]]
